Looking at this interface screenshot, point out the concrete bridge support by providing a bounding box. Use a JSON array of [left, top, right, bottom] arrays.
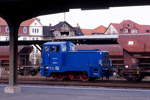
[[4, 19, 21, 93]]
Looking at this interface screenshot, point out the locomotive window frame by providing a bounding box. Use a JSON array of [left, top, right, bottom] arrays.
[[51, 45, 60, 52], [70, 44, 75, 51], [62, 44, 67, 52], [45, 46, 49, 52]]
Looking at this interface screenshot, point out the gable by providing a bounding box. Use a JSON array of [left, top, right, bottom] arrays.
[[30, 20, 42, 27], [105, 24, 119, 34], [59, 23, 74, 32], [51, 22, 75, 32]]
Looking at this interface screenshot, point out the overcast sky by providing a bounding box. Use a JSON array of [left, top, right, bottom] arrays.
[[38, 6, 150, 29]]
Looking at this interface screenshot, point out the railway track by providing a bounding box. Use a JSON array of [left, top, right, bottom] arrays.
[[1, 76, 150, 89]]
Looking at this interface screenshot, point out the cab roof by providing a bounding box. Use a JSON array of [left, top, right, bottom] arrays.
[[44, 41, 69, 45]]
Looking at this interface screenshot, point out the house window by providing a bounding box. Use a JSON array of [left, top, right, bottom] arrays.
[[55, 32, 58, 36], [128, 41, 134, 45], [23, 27, 27, 33], [71, 32, 74, 36], [5, 26, 9, 33], [5, 37, 9, 41], [32, 38, 35, 40], [0, 26, 1, 33], [32, 59, 34, 64], [37, 29, 39, 33], [64, 24, 66, 28], [36, 38, 38, 40], [32, 28, 39, 33], [131, 29, 137, 34], [23, 37, 27, 40], [63, 24, 66, 30], [123, 29, 128, 33], [32, 28, 34, 33], [35, 29, 36, 33]]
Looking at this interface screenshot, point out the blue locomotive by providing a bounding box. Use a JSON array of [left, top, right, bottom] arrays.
[[41, 42, 113, 81]]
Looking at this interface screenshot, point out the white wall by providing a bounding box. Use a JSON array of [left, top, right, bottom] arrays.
[[0, 35, 9, 41], [105, 24, 119, 34], [29, 20, 43, 36]]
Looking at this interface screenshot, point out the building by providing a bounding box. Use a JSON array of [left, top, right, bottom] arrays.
[[43, 21, 83, 39], [20, 18, 43, 65], [0, 17, 43, 41], [105, 20, 150, 34], [0, 17, 11, 41], [82, 25, 106, 35], [19, 18, 43, 41], [0, 18, 84, 65], [0, 17, 43, 65]]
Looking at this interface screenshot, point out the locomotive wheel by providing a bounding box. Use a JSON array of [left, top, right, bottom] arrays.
[[79, 72, 89, 82], [68, 74, 74, 80], [55, 74, 65, 81]]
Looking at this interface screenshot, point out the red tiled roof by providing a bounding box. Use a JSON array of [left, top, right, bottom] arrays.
[[110, 23, 122, 32], [138, 25, 150, 33], [107, 20, 150, 34], [20, 18, 36, 26], [92, 25, 106, 33], [81, 29, 93, 35], [0, 17, 7, 25], [82, 25, 106, 35], [0, 17, 39, 26]]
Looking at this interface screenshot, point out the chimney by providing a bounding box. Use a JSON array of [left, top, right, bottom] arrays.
[[77, 23, 80, 28], [49, 23, 51, 27]]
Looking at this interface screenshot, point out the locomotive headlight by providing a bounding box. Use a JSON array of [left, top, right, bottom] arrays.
[[45, 66, 49, 69], [100, 52, 102, 55], [125, 65, 129, 69], [99, 60, 103, 66]]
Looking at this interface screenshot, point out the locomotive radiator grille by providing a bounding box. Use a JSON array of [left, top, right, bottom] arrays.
[[103, 53, 109, 67]]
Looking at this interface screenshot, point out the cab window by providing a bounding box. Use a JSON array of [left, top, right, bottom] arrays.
[[70, 44, 75, 51], [51, 46, 59, 52], [45, 46, 49, 52], [62, 44, 67, 52]]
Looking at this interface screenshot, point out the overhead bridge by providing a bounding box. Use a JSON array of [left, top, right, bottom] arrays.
[[0, 35, 118, 46], [56, 35, 118, 44]]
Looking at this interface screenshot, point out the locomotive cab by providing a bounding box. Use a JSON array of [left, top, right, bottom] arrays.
[[41, 42, 113, 81]]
